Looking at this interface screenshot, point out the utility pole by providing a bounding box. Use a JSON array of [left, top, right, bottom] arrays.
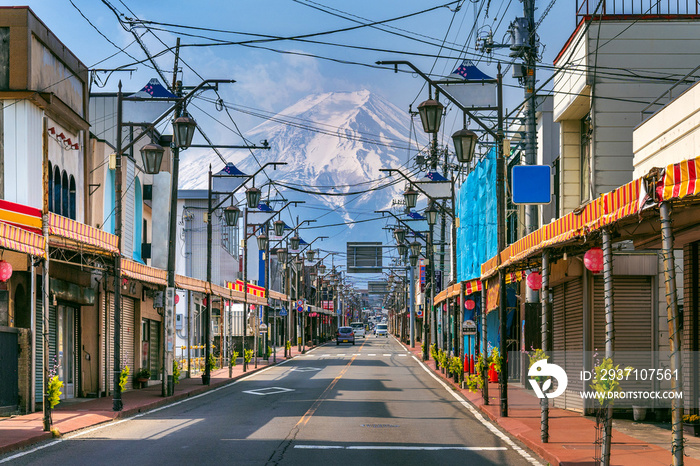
[[522, 0, 539, 305], [164, 38, 181, 397]]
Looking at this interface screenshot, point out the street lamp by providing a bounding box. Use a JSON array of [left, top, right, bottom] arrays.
[[397, 243, 408, 257], [404, 187, 419, 209], [274, 220, 285, 237], [277, 248, 288, 263], [290, 235, 301, 250], [223, 205, 240, 227], [173, 114, 197, 149], [426, 202, 439, 226], [409, 254, 418, 268], [410, 241, 421, 257], [452, 128, 478, 164], [306, 249, 315, 261], [140, 143, 165, 175], [417, 99, 444, 134], [393, 228, 406, 244], [246, 186, 261, 208], [256, 233, 268, 250]]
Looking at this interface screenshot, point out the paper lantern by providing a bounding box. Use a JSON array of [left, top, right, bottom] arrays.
[[0, 261, 12, 282], [174, 294, 180, 305], [202, 297, 208, 306], [584, 247, 604, 273], [465, 299, 476, 310], [526, 271, 542, 290]]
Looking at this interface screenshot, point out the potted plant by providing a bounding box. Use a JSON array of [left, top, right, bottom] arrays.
[[683, 414, 700, 437], [488, 348, 501, 382], [135, 367, 151, 388]]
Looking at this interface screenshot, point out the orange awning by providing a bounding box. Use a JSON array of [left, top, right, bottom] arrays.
[[0, 221, 45, 257], [121, 259, 167, 286], [49, 213, 119, 254]]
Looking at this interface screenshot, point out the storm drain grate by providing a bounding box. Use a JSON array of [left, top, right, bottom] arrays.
[[360, 424, 400, 428]]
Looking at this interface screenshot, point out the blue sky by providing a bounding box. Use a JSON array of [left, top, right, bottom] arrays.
[[4, 1, 575, 135]]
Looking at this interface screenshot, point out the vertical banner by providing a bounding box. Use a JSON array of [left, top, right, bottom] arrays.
[[165, 287, 175, 373]]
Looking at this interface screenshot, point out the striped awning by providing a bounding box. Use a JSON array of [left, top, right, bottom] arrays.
[[268, 290, 288, 301], [121, 259, 167, 286], [49, 213, 119, 254], [661, 156, 700, 200], [464, 278, 482, 295], [176, 274, 209, 294], [480, 177, 643, 279], [0, 221, 45, 257], [478, 155, 700, 279]]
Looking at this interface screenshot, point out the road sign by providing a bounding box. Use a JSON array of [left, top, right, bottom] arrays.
[[297, 306, 303, 313], [259, 323, 268, 333], [279, 307, 288, 316], [512, 165, 552, 204], [296, 299, 303, 307]]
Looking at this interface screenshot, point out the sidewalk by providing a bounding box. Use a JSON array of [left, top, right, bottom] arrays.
[[0, 344, 310, 456], [402, 342, 700, 466]]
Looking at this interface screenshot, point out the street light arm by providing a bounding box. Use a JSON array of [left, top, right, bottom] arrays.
[[212, 162, 288, 212], [120, 78, 236, 156], [379, 169, 455, 219], [268, 219, 316, 251], [375, 210, 426, 242], [376, 60, 498, 139]]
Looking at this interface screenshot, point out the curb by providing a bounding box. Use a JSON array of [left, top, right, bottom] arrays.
[[0, 355, 298, 457]]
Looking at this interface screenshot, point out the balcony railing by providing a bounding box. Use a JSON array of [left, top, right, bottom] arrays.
[[577, 0, 700, 21]]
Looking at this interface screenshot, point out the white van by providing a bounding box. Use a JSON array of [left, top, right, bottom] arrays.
[[350, 322, 365, 338]]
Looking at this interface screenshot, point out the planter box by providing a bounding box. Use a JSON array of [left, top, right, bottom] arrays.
[[684, 423, 700, 437]]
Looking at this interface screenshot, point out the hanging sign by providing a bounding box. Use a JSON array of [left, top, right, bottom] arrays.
[[462, 319, 477, 335]]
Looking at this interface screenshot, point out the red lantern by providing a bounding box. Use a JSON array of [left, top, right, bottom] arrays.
[[465, 299, 476, 310], [174, 294, 180, 305], [202, 297, 208, 306], [526, 271, 542, 290], [0, 260, 12, 282], [584, 247, 604, 273]]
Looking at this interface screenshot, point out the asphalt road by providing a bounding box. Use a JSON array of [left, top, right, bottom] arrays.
[[3, 336, 541, 465]]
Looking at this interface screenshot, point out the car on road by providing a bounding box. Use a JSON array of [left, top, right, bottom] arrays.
[[336, 326, 355, 345], [375, 323, 388, 337], [350, 322, 365, 338]]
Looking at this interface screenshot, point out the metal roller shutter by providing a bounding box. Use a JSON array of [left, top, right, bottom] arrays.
[[551, 280, 584, 412], [593, 276, 653, 408], [104, 294, 135, 391]]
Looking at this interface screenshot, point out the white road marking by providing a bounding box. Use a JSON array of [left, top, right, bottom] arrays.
[[398, 354, 407, 357], [338, 353, 345, 356], [368, 353, 376, 356], [289, 367, 321, 372], [383, 354, 391, 357], [295, 445, 507, 451], [0, 362, 287, 463], [322, 354, 330, 357], [412, 356, 541, 465], [242, 387, 295, 396]]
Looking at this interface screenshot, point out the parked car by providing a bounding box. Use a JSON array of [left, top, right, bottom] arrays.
[[375, 323, 388, 337], [337, 326, 355, 345], [350, 322, 366, 338]]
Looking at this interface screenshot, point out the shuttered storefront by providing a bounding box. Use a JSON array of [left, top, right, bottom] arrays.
[[104, 293, 135, 391], [592, 276, 653, 407], [35, 300, 57, 403], [551, 279, 584, 412]]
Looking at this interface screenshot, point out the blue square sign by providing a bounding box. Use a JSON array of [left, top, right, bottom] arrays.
[[511, 165, 552, 205]]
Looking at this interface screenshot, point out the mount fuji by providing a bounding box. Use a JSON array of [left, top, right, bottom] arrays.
[[179, 90, 424, 267]]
